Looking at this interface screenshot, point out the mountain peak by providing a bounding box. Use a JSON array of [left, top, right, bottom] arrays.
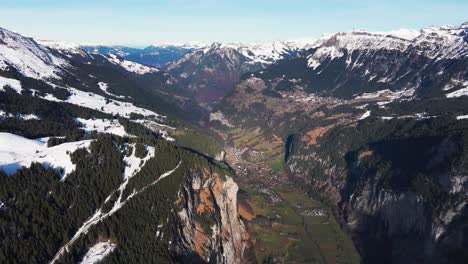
[[0, 27, 68, 79]]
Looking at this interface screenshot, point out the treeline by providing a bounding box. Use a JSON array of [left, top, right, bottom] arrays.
[[57, 137, 232, 263], [0, 127, 234, 263], [0, 135, 123, 263]]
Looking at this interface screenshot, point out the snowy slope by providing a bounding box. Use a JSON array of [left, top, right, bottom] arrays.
[[41, 84, 163, 119], [97, 82, 126, 99], [37, 40, 87, 57], [79, 241, 116, 264], [198, 40, 306, 65], [123, 143, 155, 179], [0, 132, 92, 179], [238, 40, 306, 64], [0, 75, 22, 94], [75, 118, 132, 137], [0, 27, 68, 79], [106, 54, 159, 74], [446, 85, 468, 98]]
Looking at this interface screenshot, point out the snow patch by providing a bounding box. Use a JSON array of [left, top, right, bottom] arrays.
[[359, 111, 371, 120], [123, 143, 155, 180], [80, 241, 116, 264], [107, 54, 159, 75], [307, 46, 344, 70], [355, 88, 415, 100], [0, 76, 22, 94], [20, 113, 40, 120], [76, 118, 131, 137], [97, 82, 126, 99], [0, 132, 92, 179], [446, 81, 468, 98], [40, 85, 162, 119], [457, 115, 468, 120], [0, 110, 40, 120]]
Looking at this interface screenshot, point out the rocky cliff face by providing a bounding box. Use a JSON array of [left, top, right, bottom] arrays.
[[175, 167, 254, 264], [286, 121, 468, 264]]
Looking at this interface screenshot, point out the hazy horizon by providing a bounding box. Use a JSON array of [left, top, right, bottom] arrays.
[[0, 0, 467, 46]]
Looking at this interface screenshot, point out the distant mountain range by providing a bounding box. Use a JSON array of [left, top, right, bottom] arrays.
[[211, 22, 468, 264]]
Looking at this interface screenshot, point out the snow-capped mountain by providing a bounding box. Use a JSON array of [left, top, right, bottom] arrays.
[[0, 27, 69, 80], [84, 40, 313, 69], [195, 40, 309, 65], [81, 44, 195, 68], [105, 53, 159, 75], [307, 23, 468, 71], [229, 22, 468, 100], [0, 26, 200, 124], [37, 40, 87, 56]]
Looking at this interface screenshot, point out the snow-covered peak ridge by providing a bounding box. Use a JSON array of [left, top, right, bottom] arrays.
[[196, 40, 307, 65], [106, 53, 159, 74], [414, 23, 468, 59], [420, 23, 468, 36], [325, 31, 412, 52], [0, 27, 69, 79], [378, 28, 421, 40], [37, 40, 86, 56], [306, 22, 468, 68]]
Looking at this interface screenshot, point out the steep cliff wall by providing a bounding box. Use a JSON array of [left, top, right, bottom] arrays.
[[175, 167, 254, 263], [286, 119, 468, 263]]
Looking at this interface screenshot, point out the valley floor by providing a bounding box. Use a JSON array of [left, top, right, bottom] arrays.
[[216, 127, 360, 263]]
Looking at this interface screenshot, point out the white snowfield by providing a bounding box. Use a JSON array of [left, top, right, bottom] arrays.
[[80, 241, 116, 264], [0, 76, 22, 94], [76, 118, 131, 137], [0, 27, 68, 79], [457, 115, 468, 120], [107, 54, 159, 74], [0, 132, 92, 179], [0, 76, 162, 120], [42, 84, 162, 119]]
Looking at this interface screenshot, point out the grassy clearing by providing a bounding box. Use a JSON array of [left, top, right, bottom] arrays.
[[243, 186, 360, 264], [270, 153, 286, 173]]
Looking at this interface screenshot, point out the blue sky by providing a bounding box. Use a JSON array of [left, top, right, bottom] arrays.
[[0, 0, 467, 46]]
